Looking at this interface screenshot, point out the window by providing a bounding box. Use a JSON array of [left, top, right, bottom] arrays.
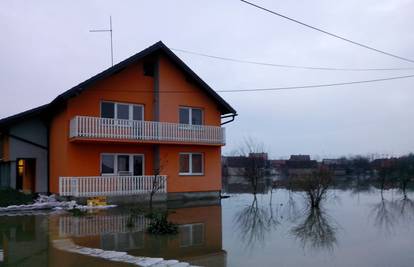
[[101, 154, 115, 174], [101, 102, 144, 121], [117, 155, 130, 174], [101, 102, 115, 119], [179, 153, 203, 175], [101, 154, 144, 176], [179, 107, 203, 125], [179, 223, 204, 247]]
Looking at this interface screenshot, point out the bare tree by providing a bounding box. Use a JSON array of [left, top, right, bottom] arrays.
[[396, 154, 414, 198], [291, 167, 333, 208], [148, 157, 168, 211], [237, 137, 268, 193]]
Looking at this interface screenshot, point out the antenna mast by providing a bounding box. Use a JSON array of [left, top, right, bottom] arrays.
[[90, 16, 114, 66]]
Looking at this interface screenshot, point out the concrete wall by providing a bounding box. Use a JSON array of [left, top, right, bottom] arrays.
[[7, 117, 48, 193], [0, 162, 10, 188]]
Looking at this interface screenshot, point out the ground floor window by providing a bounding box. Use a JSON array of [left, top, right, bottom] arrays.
[[179, 153, 204, 175], [101, 154, 144, 176]]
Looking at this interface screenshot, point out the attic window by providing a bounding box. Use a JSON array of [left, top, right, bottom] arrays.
[[143, 62, 155, 77]]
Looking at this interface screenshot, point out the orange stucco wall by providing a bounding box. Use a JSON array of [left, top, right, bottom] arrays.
[[49, 54, 223, 194], [160, 145, 221, 193], [158, 54, 221, 126]]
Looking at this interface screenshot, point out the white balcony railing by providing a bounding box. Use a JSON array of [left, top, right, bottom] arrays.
[[59, 175, 167, 197], [69, 116, 225, 145], [59, 214, 150, 237]]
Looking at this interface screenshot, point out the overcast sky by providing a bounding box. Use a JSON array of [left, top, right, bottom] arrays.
[[1, 0, 414, 159]]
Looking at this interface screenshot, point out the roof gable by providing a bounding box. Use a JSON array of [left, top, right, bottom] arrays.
[[52, 41, 236, 115]]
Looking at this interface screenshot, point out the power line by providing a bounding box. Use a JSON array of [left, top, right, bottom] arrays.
[[217, 74, 414, 93], [240, 0, 414, 64], [172, 48, 414, 71], [95, 74, 414, 93]]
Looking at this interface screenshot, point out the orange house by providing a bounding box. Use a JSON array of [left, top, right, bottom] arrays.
[[0, 41, 237, 201]]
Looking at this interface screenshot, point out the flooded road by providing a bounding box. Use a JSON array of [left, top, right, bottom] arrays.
[[1, 188, 414, 267]]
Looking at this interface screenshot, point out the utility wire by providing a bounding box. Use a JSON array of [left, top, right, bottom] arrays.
[[96, 74, 414, 93], [240, 0, 414, 64], [172, 48, 414, 71], [217, 74, 414, 92]]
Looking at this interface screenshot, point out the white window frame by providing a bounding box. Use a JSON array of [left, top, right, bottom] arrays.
[[101, 101, 145, 121], [179, 106, 203, 125], [179, 152, 204, 176], [100, 153, 145, 176], [179, 223, 204, 247]]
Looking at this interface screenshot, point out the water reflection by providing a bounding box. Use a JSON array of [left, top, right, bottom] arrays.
[[290, 206, 337, 251], [0, 204, 225, 267], [233, 192, 279, 248], [370, 192, 414, 234], [0, 216, 49, 267], [53, 205, 225, 267]]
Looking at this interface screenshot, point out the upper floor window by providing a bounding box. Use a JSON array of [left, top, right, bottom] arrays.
[[101, 101, 144, 121], [179, 107, 203, 125]]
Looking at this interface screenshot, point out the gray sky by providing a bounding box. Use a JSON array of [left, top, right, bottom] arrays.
[[1, 0, 414, 159]]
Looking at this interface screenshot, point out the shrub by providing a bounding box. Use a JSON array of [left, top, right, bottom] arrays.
[[0, 188, 36, 207], [146, 211, 178, 235]]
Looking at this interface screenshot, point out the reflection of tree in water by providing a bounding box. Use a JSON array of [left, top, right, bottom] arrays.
[[290, 206, 337, 251], [233, 193, 280, 248], [371, 197, 396, 234], [393, 196, 414, 221], [371, 192, 414, 234]]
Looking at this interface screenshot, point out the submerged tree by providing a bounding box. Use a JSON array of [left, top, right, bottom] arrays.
[[396, 154, 414, 198], [291, 167, 333, 208], [236, 137, 268, 194]]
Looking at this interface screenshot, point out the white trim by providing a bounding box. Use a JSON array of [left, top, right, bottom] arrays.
[[101, 101, 144, 121], [100, 153, 145, 176], [179, 152, 204, 176], [179, 106, 203, 125]]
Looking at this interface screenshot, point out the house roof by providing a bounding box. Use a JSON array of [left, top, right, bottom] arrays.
[[51, 41, 236, 115], [0, 104, 49, 129], [0, 41, 237, 128]]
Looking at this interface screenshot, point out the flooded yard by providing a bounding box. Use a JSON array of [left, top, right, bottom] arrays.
[[1, 187, 414, 267]]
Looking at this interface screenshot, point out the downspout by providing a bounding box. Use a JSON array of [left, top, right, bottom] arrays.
[[153, 55, 161, 173], [46, 119, 50, 195]]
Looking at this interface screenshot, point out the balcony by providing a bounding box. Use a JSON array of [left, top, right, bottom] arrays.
[[69, 116, 225, 145], [59, 175, 167, 197]]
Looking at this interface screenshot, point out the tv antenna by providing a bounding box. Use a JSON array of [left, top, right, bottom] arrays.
[[90, 16, 114, 66]]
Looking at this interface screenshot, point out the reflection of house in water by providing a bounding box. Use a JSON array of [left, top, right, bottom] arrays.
[[0, 216, 49, 266], [51, 204, 225, 267]]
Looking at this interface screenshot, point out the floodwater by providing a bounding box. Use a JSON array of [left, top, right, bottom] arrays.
[[1, 187, 414, 267]]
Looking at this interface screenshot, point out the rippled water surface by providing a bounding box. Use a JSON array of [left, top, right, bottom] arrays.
[[1, 188, 414, 267]]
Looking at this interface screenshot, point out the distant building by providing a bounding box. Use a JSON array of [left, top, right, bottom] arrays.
[[289, 155, 311, 161], [284, 155, 317, 178], [248, 153, 268, 161], [322, 158, 347, 176]]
